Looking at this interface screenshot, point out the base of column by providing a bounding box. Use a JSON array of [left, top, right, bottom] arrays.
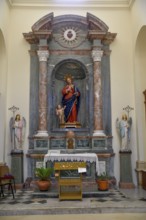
[[34, 130, 48, 137], [93, 130, 106, 137]]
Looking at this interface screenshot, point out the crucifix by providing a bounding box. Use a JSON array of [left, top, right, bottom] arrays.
[[123, 105, 134, 118]]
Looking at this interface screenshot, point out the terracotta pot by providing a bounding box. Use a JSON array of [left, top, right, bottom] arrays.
[[37, 180, 51, 191], [97, 180, 109, 191]]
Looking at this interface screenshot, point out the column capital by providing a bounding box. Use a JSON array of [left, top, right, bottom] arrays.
[[37, 50, 49, 62], [92, 48, 103, 62]]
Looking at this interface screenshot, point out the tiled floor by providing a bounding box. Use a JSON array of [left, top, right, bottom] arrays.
[[1, 213, 146, 220], [0, 185, 146, 216]]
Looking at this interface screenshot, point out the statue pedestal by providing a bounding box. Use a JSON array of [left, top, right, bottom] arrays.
[[60, 122, 81, 128], [11, 151, 24, 184], [119, 151, 135, 188]]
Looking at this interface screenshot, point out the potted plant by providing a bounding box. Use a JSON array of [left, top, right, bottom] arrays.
[[35, 166, 54, 191], [96, 172, 109, 191]]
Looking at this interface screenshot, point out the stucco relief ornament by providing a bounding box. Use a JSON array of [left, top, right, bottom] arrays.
[[54, 26, 86, 48], [92, 49, 103, 62], [63, 29, 77, 42]]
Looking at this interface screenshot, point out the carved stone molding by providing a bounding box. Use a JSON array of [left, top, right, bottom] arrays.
[[23, 12, 117, 46], [92, 48, 103, 62], [37, 50, 49, 62]]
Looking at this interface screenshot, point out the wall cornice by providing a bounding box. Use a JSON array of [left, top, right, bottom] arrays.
[[8, 0, 135, 9]]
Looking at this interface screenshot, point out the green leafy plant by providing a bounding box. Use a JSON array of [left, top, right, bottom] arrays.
[[97, 172, 109, 181], [35, 167, 53, 181], [96, 172, 109, 191]]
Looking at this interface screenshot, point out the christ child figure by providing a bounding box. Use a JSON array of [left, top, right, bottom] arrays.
[[56, 104, 66, 124]]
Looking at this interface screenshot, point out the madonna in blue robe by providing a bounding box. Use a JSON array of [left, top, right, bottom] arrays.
[[62, 76, 80, 123]]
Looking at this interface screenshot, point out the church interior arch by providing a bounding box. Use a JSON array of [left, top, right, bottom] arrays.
[[134, 25, 146, 161], [0, 29, 7, 163]]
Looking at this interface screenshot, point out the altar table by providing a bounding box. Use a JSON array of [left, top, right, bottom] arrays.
[[44, 151, 100, 174]]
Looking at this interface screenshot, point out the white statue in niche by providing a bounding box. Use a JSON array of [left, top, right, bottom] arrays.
[[116, 113, 132, 151], [10, 114, 26, 151]]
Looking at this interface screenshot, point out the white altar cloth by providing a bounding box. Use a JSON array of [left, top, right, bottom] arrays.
[[44, 151, 100, 173]]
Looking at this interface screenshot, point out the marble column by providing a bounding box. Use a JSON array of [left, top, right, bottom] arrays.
[[35, 50, 49, 137], [92, 48, 105, 136]]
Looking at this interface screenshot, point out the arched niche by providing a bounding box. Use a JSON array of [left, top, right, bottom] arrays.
[[50, 59, 88, 131], [0, 29, 7, 161], [135, 25, 146, 160]]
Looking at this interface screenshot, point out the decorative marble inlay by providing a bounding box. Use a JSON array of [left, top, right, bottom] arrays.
[[34, 139, 48, 149]]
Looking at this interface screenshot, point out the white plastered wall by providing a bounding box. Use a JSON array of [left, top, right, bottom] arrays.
[[0, 0, 10, 164], [131, 0, 146, 162]]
